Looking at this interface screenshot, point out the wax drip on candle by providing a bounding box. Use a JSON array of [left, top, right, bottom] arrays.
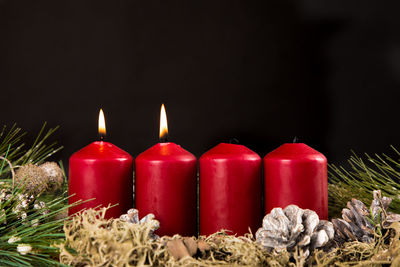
[[159, 104, 169, 143], [98, 108, 106, 141]]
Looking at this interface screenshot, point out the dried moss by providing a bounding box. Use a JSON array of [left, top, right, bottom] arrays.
[[59, 207, 170, 266], [192, 232, 270, 266], [59, 208, 272, 267], [60, 208, 400, 266]]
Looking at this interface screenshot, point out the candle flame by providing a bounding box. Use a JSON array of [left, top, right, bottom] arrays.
[[159, 104, 168, 140], [98, 108, 106, 138]]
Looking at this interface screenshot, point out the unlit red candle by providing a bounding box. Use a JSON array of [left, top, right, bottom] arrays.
[[69, 109, 133, 218], [263, 143, 328, 219], [199, 143, 262, 236]]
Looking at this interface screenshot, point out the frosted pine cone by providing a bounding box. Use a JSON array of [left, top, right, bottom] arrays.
[[332, 190, 400, 244], [256, 205, 334, 257]]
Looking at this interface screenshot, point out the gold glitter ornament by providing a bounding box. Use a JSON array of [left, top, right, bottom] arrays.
[[15, 164, 48, 195], [39, 162, 64, 192], [14, 162, 64, 195]]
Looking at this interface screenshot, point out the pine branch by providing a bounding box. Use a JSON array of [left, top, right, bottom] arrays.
[[0, 123, 62, 177], [0, 182, 69, 266], [329, 146, 400, 218], [0, 122, 68, 266]]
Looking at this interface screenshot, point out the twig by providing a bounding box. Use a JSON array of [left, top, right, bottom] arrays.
[[0, 156, 15, 189]]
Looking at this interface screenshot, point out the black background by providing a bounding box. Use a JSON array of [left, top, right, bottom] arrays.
[[1, 1, 400, 167]]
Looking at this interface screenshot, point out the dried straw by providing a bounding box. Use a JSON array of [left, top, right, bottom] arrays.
[[59, 208, 400, 267]]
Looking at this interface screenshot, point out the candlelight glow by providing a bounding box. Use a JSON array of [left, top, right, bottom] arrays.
[[159, 104, 168, 140], [98, 108, 106, 137]]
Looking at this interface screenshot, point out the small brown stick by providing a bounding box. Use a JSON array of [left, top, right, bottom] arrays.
[[197, 240, 211, 253], [378, 193, 388, 219], [0, 156, 15, 189], [167, 239, 190, 260], [183, 237, 198, 256]]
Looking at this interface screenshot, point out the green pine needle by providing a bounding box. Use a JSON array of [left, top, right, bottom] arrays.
[[0, 184, 70, 266], [329, 146, 400, 218], [0, 123, 68, 266], [0, 123, 62, 177]]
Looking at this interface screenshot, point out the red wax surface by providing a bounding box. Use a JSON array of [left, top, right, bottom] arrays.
[[199, 143, 262, 236], [69, 141, 133, 218], [135, 142, 197, 236], [263, 143, 328, 219]]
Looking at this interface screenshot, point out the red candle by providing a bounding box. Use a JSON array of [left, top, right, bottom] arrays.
[[69, 109, 133, 218], [199, 143, 262, 236], [263, 143, 328, 219], [135, 104, 197, 236]]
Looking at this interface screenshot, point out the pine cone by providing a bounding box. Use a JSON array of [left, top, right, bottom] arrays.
[[120, 209, 160, 239], [332, 190, 400, 244], [256, 205, 334, 258]]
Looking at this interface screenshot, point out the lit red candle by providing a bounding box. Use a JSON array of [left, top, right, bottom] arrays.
[[69, 109, 133, 218], [135, 104, 197, 236], [199, 143, 262, 236], [263, 143, 328, 219]]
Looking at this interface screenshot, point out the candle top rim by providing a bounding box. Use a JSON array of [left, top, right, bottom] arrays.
[[264, 143, 326, 160], [70, 141, 132, 160], [200, 143, 260, 160], [135, 142, 196, 161]]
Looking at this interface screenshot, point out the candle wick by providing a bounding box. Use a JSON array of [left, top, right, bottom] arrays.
[[160, 135, 169, 143], [293, 136, 299, 143], [229, 138, 239, 144]]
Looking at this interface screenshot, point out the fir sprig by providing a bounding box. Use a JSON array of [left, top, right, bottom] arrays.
[[0, 123, 62, 177], [329, 146, 400, 218], [0, 181, 69, 266], [0, 123, 68, 266]]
